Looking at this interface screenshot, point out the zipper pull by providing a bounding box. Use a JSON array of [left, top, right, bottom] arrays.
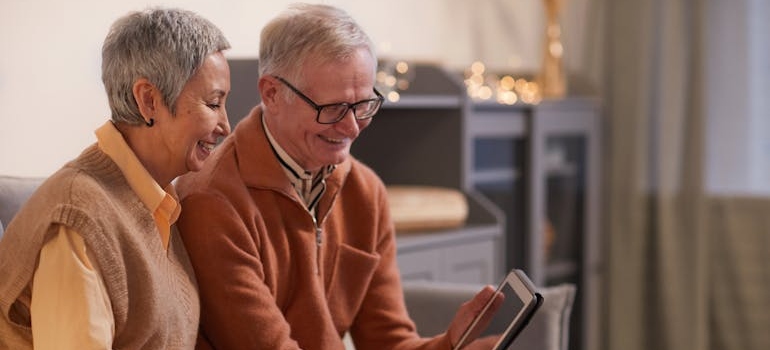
[[315, 223, 323, 275]]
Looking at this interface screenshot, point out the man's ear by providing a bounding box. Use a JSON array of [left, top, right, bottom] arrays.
[[133, 78, 158, 125], [258, 76, 280, 110]]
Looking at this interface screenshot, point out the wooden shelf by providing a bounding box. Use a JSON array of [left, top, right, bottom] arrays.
[[382, 95, 463, 109]]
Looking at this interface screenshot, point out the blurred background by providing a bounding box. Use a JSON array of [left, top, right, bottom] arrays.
[[1, 1, 768, 350]]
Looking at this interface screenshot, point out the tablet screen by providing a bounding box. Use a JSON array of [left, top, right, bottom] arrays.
[[479, 283, 525, 338]]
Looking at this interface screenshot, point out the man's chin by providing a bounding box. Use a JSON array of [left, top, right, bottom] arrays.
[[329, 153, 349, 166]]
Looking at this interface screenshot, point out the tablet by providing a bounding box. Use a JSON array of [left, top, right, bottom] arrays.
[[453, 269, 543, 350]]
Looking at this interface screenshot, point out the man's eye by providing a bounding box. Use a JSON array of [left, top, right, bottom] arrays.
[[207, 103, 221, 110], [325, 104, 347, 113]]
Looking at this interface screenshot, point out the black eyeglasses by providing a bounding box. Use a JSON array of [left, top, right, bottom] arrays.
[[275, 76, 384, 125]]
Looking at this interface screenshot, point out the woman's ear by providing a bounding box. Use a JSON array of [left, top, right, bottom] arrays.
[[132, 78, 158, 125]]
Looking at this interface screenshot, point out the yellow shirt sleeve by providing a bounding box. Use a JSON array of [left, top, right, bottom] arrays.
[[31, 224, 115, 349]]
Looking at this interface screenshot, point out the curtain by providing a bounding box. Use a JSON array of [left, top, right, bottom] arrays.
[[707, 197, 770, 349], [602, 1, 770, 350]]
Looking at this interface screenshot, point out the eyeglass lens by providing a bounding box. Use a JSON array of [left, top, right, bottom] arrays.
[[318, 100, 380, 124]]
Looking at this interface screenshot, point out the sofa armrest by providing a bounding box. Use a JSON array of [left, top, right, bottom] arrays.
[[0, 175, 44, 233], [402, 280, 576, 350]]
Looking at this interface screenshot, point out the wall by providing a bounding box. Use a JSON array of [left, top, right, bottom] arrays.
[[0, 0, 598, 177]]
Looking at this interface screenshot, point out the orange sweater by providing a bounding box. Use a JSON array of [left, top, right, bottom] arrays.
[[176, 106, 451, 350]]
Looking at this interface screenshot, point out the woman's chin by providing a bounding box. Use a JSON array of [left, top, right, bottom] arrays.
[[186, 156, 207, 173]]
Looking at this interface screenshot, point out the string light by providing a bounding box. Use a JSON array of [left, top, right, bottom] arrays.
[[376, 59, 414, 103], [376, 59, 542, 106], [463, 61, 542, 105]]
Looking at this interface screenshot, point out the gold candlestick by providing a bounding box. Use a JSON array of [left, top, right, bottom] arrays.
[[536, 0, 567, 98]]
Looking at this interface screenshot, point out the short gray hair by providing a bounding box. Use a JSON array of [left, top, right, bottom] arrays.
[[101, 7, 230, 125], [259, 3, 376, 90]]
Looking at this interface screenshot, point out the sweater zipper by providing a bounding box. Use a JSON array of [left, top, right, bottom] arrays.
[[312, 215, 322, 275], [311, 197, 337, 276]]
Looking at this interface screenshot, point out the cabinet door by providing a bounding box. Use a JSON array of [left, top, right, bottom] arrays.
[[443, 239, 496, 284], [397, 236, 497, 284], [530, 101, 601, 350], [397, 249, 443, 281]]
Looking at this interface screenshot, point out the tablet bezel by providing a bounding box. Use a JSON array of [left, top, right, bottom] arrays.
[[453, 269, 542, 350]]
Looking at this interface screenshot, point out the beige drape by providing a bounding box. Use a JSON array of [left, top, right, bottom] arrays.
[[706, 197, 770, 349], [601, 1, 770, 350]]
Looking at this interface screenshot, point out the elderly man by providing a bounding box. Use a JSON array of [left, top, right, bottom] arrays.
[[175, 3, 494, 350]]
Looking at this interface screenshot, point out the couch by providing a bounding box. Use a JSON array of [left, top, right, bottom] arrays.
[[0, 175, 44, 237], [1, 175, 577, 350]]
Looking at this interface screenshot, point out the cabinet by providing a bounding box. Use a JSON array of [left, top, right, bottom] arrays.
[[395, 217, 501, 284], [467, 98, 601, 350]]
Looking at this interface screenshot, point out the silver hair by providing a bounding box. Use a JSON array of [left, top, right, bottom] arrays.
[[259, 3, 376, 96], [101, 7, 230, 125]]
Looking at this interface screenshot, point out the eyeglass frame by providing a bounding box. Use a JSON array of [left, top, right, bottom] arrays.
[[274, 76, 385, 125]]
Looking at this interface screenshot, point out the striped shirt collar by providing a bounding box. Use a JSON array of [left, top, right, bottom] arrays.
[[262, 115, 335, 213]]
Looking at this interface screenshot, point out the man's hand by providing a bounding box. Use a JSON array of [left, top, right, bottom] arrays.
[[445, 285, 504, 350], [461, 335, 500, 350]]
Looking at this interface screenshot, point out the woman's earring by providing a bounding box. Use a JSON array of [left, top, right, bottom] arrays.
[[145, 118, 155, 127]]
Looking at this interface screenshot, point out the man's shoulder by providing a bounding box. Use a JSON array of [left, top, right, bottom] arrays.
[[175, 145, 245, 201], [333, 157, 388, 204], [347, 157, 384, 185], [176, 166, 229, 201]]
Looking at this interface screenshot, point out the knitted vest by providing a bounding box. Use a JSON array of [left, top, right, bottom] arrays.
[[0, 145, 199, 349]]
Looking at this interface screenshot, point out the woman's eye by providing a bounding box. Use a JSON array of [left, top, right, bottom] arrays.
[[207, 103, 221, 110]]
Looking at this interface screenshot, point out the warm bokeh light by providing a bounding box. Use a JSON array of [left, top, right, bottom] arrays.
[[500, 75, 515, 90], [471, 61, 486, 75], [462, 62, 541, 105], [477, 86, 493, 100], [376, 59, 414, 103], [469, 74, 484, 86], [549, 42, 564, 57], [497, 90, 518, 105], [384, 75, 397, 87], [395, 61, 409, 74], [467, 85, 478, 96], [378, 60, 542, 106], [515, 78, 529, 92], [376, 71, 388, 84]]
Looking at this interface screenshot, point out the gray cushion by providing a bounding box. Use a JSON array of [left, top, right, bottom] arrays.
[[0, 175, 45, 229], [402, 280, 576, 350], [513, 283, 576, 350]]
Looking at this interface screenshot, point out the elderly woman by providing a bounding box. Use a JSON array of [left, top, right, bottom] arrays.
[[0, 7, 230, 349]]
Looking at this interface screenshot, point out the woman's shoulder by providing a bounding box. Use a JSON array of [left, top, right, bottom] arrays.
[[43, 163, 125, 201]]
